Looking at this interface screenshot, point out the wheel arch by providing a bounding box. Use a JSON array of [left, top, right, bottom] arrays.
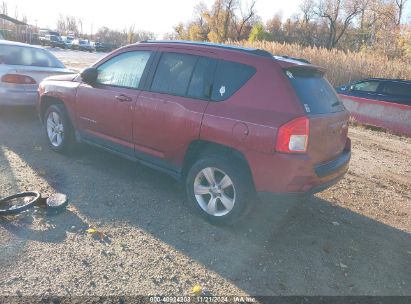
[[182, 140, 255, 190], [39, 96, 67, 123]]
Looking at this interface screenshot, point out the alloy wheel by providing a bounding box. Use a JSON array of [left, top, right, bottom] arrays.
[[193, 167, 236, 217], [46, 111, 64, 147]]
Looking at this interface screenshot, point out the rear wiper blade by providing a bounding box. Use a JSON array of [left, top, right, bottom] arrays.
[[331, 100, 341, 107]]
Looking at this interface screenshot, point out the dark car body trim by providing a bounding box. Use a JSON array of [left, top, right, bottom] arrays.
[[78, 131, 182, 180], [315, 150, 351, 178]]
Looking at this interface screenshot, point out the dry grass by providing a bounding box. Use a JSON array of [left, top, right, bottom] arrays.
[[231, 41, 411, 86]]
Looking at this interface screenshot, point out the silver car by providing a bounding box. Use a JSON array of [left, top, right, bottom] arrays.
[[0, 40, 73, 106]]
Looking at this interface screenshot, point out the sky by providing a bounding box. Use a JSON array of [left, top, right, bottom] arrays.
[[3, 0, 302, 38]]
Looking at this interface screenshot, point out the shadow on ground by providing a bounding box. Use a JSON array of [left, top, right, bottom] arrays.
[[1, 107, 410, 295]]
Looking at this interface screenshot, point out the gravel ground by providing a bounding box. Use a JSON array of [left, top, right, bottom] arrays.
[[0, 49, 410, 297]]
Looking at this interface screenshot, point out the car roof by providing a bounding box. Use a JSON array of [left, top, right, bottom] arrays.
[[0, 40, 43, 49], [139, 40, 274, 58], [136, 40, 317, 69]]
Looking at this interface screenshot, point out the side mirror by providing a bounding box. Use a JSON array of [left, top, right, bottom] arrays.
[[80, 67, 97, 86]]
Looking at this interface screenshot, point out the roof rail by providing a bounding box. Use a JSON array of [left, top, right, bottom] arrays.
[[139, 40, 273, 58]]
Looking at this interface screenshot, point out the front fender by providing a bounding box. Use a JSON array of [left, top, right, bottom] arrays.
[[38, 80, 81, 127]]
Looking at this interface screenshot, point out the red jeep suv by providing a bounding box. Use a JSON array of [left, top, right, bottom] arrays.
[[37, 41, 351, 224]]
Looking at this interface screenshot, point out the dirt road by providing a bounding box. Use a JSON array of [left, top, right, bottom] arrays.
[[0, 50, 410, 297]]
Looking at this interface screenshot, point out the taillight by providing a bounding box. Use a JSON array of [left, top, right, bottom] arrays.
[[276, 116, 309, 153], [1, 74, 37, 84]]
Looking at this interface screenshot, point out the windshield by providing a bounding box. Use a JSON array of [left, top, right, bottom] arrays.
[[0, 45, 65, 68], [285, 69, 345, 114]]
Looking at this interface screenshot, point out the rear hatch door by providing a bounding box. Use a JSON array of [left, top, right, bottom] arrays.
[[285, 67, 349, 164]]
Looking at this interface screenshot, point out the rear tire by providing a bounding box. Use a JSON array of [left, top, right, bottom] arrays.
[[185, 155, 253, 225], [44, 104, 75, 154]]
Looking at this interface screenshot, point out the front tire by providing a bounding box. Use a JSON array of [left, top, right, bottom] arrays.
[[186, 155, 253, 225], [44, 104, 74, 153]]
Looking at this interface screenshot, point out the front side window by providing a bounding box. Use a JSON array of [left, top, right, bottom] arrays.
[[351, 81, 380, 93], [151, 52, 197, 96], [97, 51, 151, 89], [212, 60, 256, 101]]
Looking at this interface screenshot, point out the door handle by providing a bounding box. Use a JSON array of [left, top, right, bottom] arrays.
[[115, 94, 132, 102]]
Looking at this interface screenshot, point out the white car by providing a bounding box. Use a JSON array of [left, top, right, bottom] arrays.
[[0, 40, 74, 106], [71, 39, 95, 52], [61, 36, 74, 49]]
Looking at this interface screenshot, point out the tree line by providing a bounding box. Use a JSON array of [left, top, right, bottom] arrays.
[[170, 0, 411, 59], [55, 14, 155, 46]]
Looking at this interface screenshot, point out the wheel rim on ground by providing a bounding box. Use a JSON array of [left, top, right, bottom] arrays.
[[46, 111, 64, 147], [193, 167, 236, 217]]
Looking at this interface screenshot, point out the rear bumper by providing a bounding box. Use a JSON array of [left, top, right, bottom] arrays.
[[0, 90, 38, 106], [315, 150, 351, 178], [250, 141, 351, 202], [258, 174, 346, 202]]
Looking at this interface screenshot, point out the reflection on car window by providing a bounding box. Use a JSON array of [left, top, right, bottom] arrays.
[[382, 82, 411, 98], [151, 53, 197, 96], [351, 81, 380, 93], [187, 57, 217, 99], [97, 51, 151, 89], [287, 69, 344, 114], [212, 60, 256, 101], [0, 45, 65, 68]]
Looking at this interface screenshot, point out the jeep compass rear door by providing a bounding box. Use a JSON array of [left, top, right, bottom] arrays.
[[133, 48, 217, 168]]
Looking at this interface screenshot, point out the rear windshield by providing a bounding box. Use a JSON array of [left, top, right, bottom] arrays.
[[285, 69, 345, 114], [0, 45, 65, 68]]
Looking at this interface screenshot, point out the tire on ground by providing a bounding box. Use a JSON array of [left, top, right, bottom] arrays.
[[44, 104, 75, 154], [185, 154, 253, 225]]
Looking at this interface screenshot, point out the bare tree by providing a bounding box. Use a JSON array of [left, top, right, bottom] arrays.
[[1, 1, 7, 14], [300, 0, 316, 24], [233, 0, 257, 40], [314, 0, 362, 49], [394, 0, 409, 25], [57, 14, 79, 35], [78, 18, 83, 35], [1, 1, 7, 29], [222, 0, 237, 41]]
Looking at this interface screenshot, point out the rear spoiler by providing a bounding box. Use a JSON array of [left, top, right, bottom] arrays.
[[274, 56, 326, 75], [274, 55, 311, 64]]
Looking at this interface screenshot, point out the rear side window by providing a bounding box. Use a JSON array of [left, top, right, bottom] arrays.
[[187, 57, 217, 99], [351, 81, 380, 92], [151, 53, 197, 96], [286, 69, 345, 114], [0, 45, 65, 68], [382, 82, 411, 98], [97, 51, 151, 89], [212, 60, 256, 101]]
